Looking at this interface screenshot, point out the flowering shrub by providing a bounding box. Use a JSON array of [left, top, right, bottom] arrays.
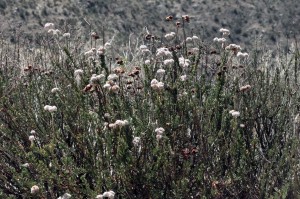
[[0, 15, 299, 199]]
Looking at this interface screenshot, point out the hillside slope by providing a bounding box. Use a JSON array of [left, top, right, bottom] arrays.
[[0, 0, 299, 47]]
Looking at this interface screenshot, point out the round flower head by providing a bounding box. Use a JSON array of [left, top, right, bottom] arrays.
[[51, 87, 60, 93], [229, 110, 235, 114], [179, 57, 190, 67], [140, 45, 148, 50], [104, 42, 111, 49], [156, 47, 172, 58], [239, 84, 251, 92], [96, 195, 103, 199], [219, 28, 230, 36], [225, 44, 242, 53], [180, 75, 187, 81], [29, 135, 35, 142], [90, 74, 105, 84], [44, 105, 57, 112], [74, 69, 84, 77], [31, 185, 39, 194], [151, 79, 164, 91], [237, 52, 249, 58], [165, 32, 176, 40], [156, 134, 163, 141], [132, 137, 141, 147], [63, 33, 71, 38], [186, 37, 193, 43], [231, 111, 240, 117], [163, 59, 174, 66], [145, 60, 151, 65], [110, 85, 120, 93], [102, 190, 115, 199], [44, 23, 54, 30], [58, 193, 72, 199], [213, 37, 226, 43], [155, 127, 165, 135], [156, 69, 166, 75], [107, 74, 119, 81], [22, 163, 30, 167]]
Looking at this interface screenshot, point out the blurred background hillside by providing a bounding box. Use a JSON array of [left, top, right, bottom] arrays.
[[0, 0, 299, 48]]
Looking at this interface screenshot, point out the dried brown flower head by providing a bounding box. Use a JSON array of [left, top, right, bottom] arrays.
[[166, 15, 173, 21]]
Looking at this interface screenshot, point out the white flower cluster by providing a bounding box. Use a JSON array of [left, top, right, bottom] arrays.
[[44, 23, 54, 30], [225, 44, 242, 52], [180, 75, 187, 81], [140, 45, 150, 54], [90, 74, 105, 85], [103, 81, 120, 93], [239, 84, 251, 92], [109, 120, 128, 129], [192, 35, 199, 41], [29, 135, 35, 142], [213, 37, 226, 43], [51, 87, 60, 93], [103, 74, 120, 93], [31, 185, 39, 194], [186, 37, 193, 43], [74, 69, 84, 87], [163, 59, 174, 66], [63, 33, 71, 38], [44, 105, 57, 112], [96, 190, 115, 199], [48, 29, 61, 35], [237, 52, 249, 58], [107, 74, 118, 81], [97, 46, 105, 55], [179, 57, 190, 67], [104, 42, 111, 49], [165, 32, 176, 40], [84, 48, 96, 56], [156, 47, 172, 58], [155, 127, 165, 141], [57, 193, 72, 199], [219, 28, 230, 36], [151, 79, 164, 91], [145, 59, 151, 65], [229, 110, 240, 117], [132, 136, 141, 147], [156, 69, 166, 75], [29, 129, 36, 142], [74, 69, 84, 77]]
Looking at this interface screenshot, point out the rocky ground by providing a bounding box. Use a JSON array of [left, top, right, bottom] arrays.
[[0, 0, 299, 49]]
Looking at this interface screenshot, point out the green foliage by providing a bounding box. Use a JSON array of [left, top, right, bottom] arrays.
[[0, 17, 299, 199]]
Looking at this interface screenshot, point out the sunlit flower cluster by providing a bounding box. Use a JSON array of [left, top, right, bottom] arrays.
[[240, 84, 251, 92], [151, 79, 164, 91], [30, 185, 39, 194], [57, 193, 72, 199], [219, 28, 230, 36], [165, 32, 176, 40], [132, 137, 141, 147], [237, 52, 249, 58], [213, 37, 226, 43], [163, 58, 174, 66], [109, 120, 128, 129], [179, 57, 190, 67], [96, 190, 115, 199], [156, 47, 172, 58], [155, 127, 165, 141], [229, 110, 240, 117], [44, 105, 57, 112]]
